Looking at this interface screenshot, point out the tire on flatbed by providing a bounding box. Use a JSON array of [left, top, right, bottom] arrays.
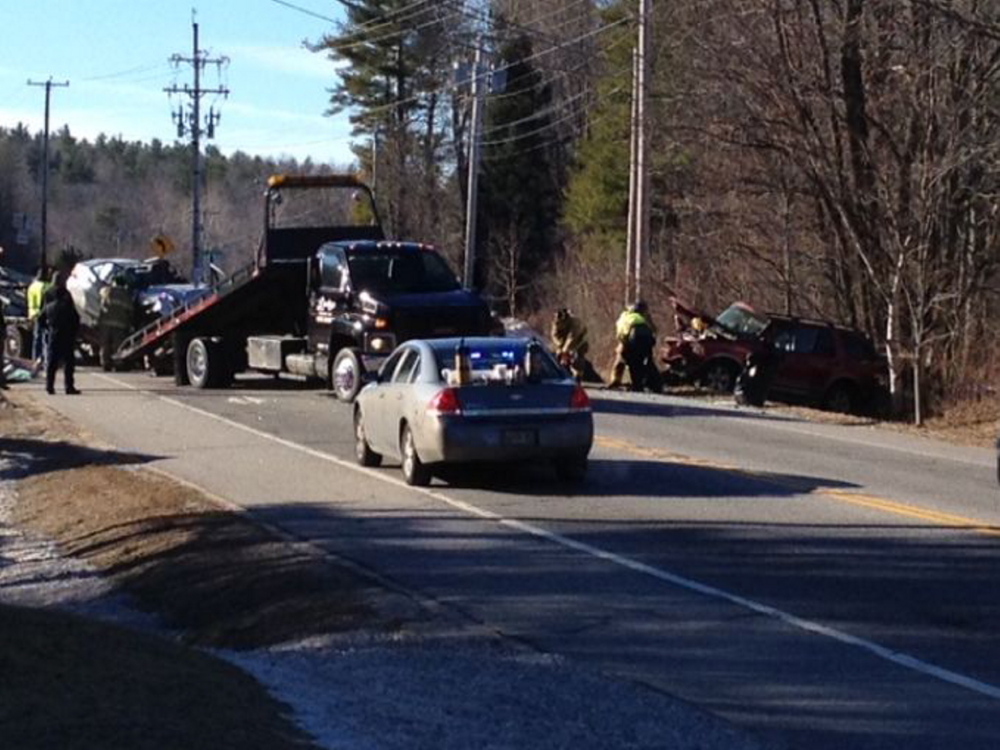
[[5, 323, 31, 360]]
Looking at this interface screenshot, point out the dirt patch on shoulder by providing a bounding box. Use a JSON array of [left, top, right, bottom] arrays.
[[15, 465, 385, 648], [3, 390, 405, 649], [0, 390, 422, 750]]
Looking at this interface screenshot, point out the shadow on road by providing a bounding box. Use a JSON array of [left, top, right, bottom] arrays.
[[429, 457, 858, 499], [0, 437, 160, 480]]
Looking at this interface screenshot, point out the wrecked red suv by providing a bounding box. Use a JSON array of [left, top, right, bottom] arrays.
[[661, 300, 887, 414]]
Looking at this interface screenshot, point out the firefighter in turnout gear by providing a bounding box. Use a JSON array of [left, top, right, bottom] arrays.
[[98, 275, 134, 371], [550, 308, 593, 381], [608, 300, 661, 392]]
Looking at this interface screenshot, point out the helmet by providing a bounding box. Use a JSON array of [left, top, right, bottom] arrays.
[[632, 300, 648, 315]]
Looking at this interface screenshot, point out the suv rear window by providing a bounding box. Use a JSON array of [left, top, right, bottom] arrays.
[[774, 325, 836, 355]]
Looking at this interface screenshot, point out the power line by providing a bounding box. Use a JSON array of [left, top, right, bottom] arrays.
[[349, 14, 632, 122], [81, 62, 170, 82], [480, 84, 626, 147]]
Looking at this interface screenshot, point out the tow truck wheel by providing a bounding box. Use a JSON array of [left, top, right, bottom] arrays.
[[331, 347, 364, 403], [187, 337, 227, 389]]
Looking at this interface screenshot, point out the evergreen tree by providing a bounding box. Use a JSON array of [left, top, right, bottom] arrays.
[[310, 1, 463, 238], [561, 1, 633, 259], [479, 31, 562, 314]]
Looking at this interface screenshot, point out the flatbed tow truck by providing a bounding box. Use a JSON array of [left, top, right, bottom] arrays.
[[113, 174, 494, 401]]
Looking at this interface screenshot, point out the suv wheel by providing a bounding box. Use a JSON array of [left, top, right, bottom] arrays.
[[702, 361, 738, 393], [824, 383, 857, 414]]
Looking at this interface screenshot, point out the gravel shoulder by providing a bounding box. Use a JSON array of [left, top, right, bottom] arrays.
[[0, 388, 767, 750]]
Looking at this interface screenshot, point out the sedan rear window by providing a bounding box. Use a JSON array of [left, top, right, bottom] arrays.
[[433, 342, 564, 385]]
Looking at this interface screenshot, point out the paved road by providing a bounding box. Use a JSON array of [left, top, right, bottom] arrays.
[[24, 369, 1000, 750]]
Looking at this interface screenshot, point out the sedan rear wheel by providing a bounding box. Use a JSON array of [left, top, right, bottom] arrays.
[[354, 408, 382, 467], [400, 424, 431, 487]]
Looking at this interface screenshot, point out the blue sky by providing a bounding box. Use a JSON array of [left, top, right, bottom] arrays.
[[0, 0, 356, 164]]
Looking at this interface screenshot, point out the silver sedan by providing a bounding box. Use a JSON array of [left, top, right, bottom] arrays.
[[353, 337, 594, 486]]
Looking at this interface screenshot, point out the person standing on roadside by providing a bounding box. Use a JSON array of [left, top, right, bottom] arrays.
[[0, 293, 9, 390], [40, 270, 80, 395], [97, 275, 134, 371], [27, 266, 52, 370]]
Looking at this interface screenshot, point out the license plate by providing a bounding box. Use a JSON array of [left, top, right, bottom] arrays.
[[502, 429, 537, 447]]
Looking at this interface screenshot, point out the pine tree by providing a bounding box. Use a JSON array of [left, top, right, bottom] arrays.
[[310, 1, 465, 238], [479, 30, 562, 314], [561, 1, 633, 258]]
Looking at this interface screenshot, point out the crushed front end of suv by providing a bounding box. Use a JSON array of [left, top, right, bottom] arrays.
[[661, 299, 887, 414]]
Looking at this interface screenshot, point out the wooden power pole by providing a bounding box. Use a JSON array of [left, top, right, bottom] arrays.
[[634, 0, 652, 302], [27, 77, 69, 272], [463, 38, 487, 290]]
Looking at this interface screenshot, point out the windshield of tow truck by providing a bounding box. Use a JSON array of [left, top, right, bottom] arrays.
[[347, 249, 460, 294], [715, 303, 769, 337]]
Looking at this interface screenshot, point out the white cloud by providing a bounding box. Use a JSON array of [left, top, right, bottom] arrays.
[[226, 43, 338, 80]]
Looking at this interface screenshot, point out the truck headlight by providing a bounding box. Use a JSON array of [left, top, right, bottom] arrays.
[[365, 332, 396, 353]]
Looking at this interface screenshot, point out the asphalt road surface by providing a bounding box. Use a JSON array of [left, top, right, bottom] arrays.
[[26, 368, 1000, 750]]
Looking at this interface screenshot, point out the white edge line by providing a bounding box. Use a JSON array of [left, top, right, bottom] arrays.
[[95, 373, 1000, 701]]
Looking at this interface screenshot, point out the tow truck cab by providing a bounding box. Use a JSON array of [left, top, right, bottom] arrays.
[[296, 240, 493, 401]]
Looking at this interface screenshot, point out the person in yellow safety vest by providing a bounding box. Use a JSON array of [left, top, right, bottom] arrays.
[[97, 275, 134, 372], [26, 267, 52, 367], [550, 308, 592, 381], [608, 300, 661, 392]]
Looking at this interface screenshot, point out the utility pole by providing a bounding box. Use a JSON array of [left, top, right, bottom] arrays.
[[371, 130, 378, 200], [165, 15, 229, 286], [625, 47, 639, 307], [634, 0, 652, 301], [463, 37, 487, 290], [27, 77, 69, 273]]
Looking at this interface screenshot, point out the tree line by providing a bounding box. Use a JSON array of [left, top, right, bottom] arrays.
[[2, 0, 998, 420]]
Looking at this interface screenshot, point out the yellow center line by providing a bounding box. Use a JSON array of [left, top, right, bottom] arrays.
[[594, 435, 1000, 537]]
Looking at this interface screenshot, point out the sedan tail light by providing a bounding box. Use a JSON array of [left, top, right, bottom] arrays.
[[569, 384, 591, 411], [427, 387, 462, 415]]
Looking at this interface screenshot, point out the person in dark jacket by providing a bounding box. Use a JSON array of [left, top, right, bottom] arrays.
[[0, 293, 8, 390], [40, 270, 81, 395]]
